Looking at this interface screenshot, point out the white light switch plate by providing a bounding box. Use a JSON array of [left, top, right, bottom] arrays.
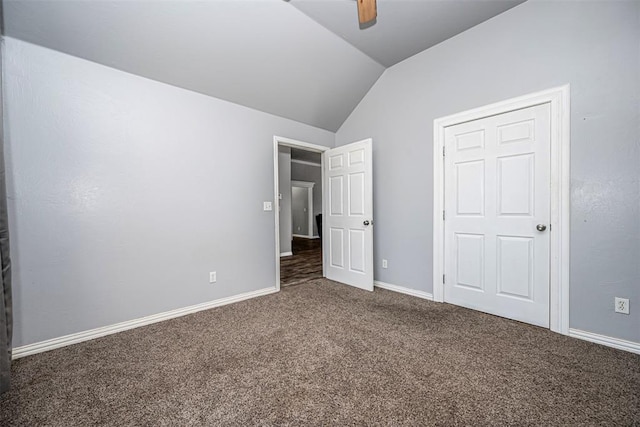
[[263, 201, 273, 211]]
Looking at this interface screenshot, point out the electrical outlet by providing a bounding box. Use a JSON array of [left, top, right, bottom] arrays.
[[614, 297, 629, 314], [263, 201, 273, 211], [209, 271, 217, 283], [382, 259, 388, 269]]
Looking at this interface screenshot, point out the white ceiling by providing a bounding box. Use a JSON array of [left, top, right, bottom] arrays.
[[3, 0, 525, 131], [291, 0, 526, 67]]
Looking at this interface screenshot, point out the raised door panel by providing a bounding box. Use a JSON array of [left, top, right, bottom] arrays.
[[455, 129, 485, 152], [454, 233, 485, 292], [497, 119, 535, 145], [329, 153, 344, 170], [348, 148, 365, 166], [349, 229, 365, 273], [455, 160, 485, 216], [348, 172, 365, 216], [329, 176, 344, 216], [496, 236, 534, 301], [497, 154, 534, 217], [329, 228, 344, 268]]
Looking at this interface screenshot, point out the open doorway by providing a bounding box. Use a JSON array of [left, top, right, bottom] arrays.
[[274, 136, 375, 292], [273, 137, 328, 289]]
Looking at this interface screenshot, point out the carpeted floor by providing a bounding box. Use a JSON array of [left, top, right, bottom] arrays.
[[1, 279, 639, 426]]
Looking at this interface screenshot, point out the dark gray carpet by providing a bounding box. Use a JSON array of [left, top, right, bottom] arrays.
[[1, 279, 639, 426]]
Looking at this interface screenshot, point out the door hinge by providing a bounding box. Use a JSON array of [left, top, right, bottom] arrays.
[[443, 146, 445, 157], [443, 274, 445, 284], [443, 210, 445, 221]]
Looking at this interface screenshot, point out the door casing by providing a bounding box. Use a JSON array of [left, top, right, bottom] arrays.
[[432, 85, 571, 335], [273, 136, 329, 291]]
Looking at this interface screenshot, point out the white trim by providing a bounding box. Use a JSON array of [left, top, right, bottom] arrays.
[[13, 286, 278, 359], [291, 180, 315, 188], [374, 281, 434, 301], [569, 329, 640, 355], [291, 159, 321, 167], [275, 136, 330, 153], [292, 234, 319, 239], [274, 136, 329, 290], [433, 85, 571, 335], [280, 251, 293, 257]]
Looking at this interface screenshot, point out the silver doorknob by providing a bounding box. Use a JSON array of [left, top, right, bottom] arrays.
[[536, 224, 547, 232], [363, 220, 370, 226]]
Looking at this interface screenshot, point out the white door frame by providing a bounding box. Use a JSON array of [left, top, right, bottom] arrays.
[[291, 180, 316, 239], [432, 85, 571, 335], [273, 136, 329, 291]]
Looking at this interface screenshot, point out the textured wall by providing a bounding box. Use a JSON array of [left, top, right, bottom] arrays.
[[336, 1, 640, 343], [3, 38, 334, 347]]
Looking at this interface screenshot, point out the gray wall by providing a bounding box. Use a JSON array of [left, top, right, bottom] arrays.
[[336, 1, 640, 343], [3, 38, 334, 347], [291, 162, 322, 237], [278, 146, 292, 254]]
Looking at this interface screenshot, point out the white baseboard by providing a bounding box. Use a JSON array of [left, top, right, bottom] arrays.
[[13, 286, 279, 359], [374, 281, 434, 301], [292, 234, 319, 239], [280, 252, 293, 257], [569, 328, 640, 355]]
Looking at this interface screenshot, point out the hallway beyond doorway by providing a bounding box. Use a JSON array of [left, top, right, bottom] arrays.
[[280, 237, 322, 287]]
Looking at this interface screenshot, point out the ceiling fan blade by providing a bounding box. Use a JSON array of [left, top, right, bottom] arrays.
[[357, 0, 377, 25]]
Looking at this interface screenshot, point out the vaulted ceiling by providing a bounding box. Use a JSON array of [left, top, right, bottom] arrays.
[[3, 0, 524, 131]]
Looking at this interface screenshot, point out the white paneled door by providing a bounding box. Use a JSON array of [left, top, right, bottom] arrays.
[[444, 104, 551, 327], [324, 139, 373, 291]]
